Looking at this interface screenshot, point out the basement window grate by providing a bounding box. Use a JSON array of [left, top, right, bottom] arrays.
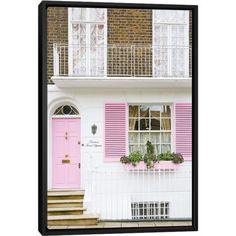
[[131, 201, 169, 220]]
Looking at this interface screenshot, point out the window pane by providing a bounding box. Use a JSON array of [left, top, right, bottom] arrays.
[[150, 133, 160, 143], [154, 25, 168, 45], [151, 118, 160, 130], [161, 144, 171, 153], [129, 105, 139, 118], [72, 8, 86, 21], [140, 105, 150, 117], [154, 10, 187, 24], [90, 8, 105, 22], [162, 132, 171, 143], [154, 48, 168, 77], [140, 133, 149, 144], [150, 105, 161, 118], [140, 145, 146, 154], [129, 145, 139, 153], [129, 118, 138, 130], [161, 105, 171, 117], [140, 119, 150, 130], [161, 119, 171, 130], [154, 144, 161, 154], [129, 133, 139, 144]]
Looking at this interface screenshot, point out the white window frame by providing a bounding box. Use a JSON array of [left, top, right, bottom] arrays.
[[128, 104, 173, 154], [152, 10, 189, 78], [131, 201, 170, 220], [68, 8, 107, 77]]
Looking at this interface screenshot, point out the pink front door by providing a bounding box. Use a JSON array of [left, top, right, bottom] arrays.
[[52, 118, 81, 189]]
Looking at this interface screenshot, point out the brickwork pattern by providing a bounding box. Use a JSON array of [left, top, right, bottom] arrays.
[[107, 8, 152, 77], [47, 7, 68, 83], [47, 8, 192, 82]]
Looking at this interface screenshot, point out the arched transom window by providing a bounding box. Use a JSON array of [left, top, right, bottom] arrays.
[[54, 105, 79, 115]]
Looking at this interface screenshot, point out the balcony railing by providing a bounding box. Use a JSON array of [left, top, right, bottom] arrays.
[[53, 44, 190, 78]]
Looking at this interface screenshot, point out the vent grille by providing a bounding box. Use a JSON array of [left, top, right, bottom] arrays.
[[131, 201, 169, 220]]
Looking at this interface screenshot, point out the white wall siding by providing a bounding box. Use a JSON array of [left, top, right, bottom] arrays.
[[48, 85, 192, 220]]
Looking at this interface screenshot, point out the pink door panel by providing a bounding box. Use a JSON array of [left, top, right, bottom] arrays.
[[52, 118, 81, 189]]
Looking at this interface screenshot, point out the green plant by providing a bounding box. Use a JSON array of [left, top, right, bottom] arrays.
[[143, 141, 157, 169], [120, 155, 129, 164], [120, 141, 184, 168], [128, 151, 143, 166], [157, 151, 173, 162], [146, 141, 154, 155], [172, 153, 184, 164]]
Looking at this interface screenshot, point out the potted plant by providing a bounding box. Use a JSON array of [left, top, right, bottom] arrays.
[[120, 141, 184, 170]]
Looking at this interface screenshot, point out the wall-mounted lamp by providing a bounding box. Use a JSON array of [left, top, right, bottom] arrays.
[[91, 124, 97, 135]]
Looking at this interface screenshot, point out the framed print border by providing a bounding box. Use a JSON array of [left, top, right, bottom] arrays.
[[38, 1, 198, 235]]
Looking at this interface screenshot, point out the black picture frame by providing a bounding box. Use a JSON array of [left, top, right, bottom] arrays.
[[38, 1, 198, 235]]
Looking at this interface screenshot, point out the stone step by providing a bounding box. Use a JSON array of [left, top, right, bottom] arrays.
[[48, 207, 86, 216], [48, 199, 83, 208], [48, 214, 99, 226], [48, 189, 84, 192], [48, 190, 85, 196], [48, 190, 85, 200]]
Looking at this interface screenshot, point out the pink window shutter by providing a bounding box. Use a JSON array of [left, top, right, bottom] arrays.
[[174, 103, 192, 161], [104, 103, 127, 161]]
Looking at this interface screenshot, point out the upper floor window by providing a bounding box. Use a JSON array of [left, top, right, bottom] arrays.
[[68, 8, 107, 76], [153, 10, 189, 77]]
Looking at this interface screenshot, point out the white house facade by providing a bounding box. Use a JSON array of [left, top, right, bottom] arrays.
[[47, 8, 192, 223]]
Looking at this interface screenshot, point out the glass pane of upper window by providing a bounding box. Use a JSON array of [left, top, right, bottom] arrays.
[[153, 48, 168, 77], [154, 10, 187, 24], [153, 10, 189, 78], [154, 25, 168, 46], [72, 8, 86, 21], [70, 8, 107, 77], [171, 25, 185, 46], [90, 8, 105, 22]]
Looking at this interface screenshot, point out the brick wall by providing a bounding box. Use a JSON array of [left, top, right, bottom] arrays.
[[107, 8, 152, 77], [47, 7, 192, 82], [47, 7, 68, 84]]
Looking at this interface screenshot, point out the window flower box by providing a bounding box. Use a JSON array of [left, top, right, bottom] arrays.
[[124, 161, 179, 170]]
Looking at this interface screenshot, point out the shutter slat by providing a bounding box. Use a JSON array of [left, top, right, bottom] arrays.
[[105, 103, 127, 161], [175, 103, 192, 161]]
